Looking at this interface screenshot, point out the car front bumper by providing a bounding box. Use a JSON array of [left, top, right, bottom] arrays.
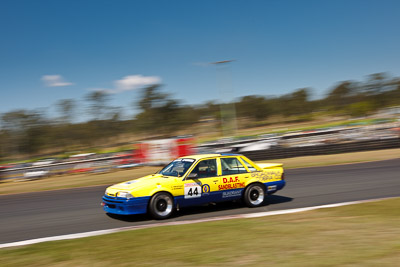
[[102, 195, 150, 215]]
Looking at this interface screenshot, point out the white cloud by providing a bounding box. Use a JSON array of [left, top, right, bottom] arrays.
[[92, 75, 161, 94], [41, 75, 74, 87], [114, 75, 161, 92]]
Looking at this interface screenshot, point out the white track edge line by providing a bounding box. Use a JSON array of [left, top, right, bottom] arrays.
[[0, 196, 396, 249]]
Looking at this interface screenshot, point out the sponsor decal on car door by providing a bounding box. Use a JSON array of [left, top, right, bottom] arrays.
[[219, 157, 249, 199], [181, 158, 220, 205]]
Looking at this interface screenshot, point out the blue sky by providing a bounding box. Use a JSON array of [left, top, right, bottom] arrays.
[[1, 0, 400, 120]]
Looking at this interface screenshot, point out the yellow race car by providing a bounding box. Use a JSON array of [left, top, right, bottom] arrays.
[[102, 153, 285, 219]]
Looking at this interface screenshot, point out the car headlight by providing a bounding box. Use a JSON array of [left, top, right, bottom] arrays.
[[117, 191, 134, 199]]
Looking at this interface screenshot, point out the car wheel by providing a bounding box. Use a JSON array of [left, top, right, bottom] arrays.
[[243, 183, 265, 207], [149, 192, 174, 219]]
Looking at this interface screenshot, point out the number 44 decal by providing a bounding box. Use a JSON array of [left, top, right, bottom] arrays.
[[184, 183, 201, 199]]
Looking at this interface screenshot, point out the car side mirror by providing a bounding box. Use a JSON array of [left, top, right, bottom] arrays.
[[187, 173, 198, 179]]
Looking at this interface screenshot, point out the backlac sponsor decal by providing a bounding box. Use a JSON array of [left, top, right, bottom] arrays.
[[222, 190, 242, 198]]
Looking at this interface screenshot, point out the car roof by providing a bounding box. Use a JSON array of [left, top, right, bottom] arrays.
[[178, 153, 241, 160]]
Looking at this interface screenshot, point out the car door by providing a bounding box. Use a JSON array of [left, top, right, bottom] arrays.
[[218, 157, 249, 200], [178, 158, 220, 207]]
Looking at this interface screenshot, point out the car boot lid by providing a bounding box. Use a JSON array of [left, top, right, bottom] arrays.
[[257, 163, 283, 169]]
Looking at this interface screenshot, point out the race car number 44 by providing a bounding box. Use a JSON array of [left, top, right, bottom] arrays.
[[184, 183, 201, 199]]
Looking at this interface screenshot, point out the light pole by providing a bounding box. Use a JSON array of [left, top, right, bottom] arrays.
[[211, 60, 237, 138]]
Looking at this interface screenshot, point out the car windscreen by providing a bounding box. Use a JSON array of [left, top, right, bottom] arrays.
[[158, 158, 195, 177]]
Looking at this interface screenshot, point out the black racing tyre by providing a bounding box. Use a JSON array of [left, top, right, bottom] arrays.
[[149, 192, 174, 219], [243, 183, 265, 207]]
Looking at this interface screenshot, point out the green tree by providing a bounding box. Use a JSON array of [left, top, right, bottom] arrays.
[[85, 91, 109, 121], [326, 81, 355, 109], [236, 95, 270, 121], [0, 109, 49, 155], [135, 85, 190, 135], [279, 88, 312, 116], [347, 101, 375, 117], [364, 73, 388, 95], [56, 99, 76, 124]]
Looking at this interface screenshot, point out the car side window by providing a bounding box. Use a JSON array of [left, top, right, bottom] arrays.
[[188, 159, 217, 178], [240, 157, 258, 172], [221, 158, 248, 175]]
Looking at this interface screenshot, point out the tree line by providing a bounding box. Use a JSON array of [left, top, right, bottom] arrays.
[[1, 72, 399, 160]]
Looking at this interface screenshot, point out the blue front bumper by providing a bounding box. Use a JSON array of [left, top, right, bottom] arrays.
[[102, 195, 150, 215]]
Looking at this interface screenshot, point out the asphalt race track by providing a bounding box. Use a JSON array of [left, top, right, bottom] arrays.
[[1, 159, 399, 244]]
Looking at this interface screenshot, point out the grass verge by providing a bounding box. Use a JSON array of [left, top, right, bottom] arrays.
[[0, 166, 161, 195], [1, 198, 399, 266], [273, 147, 400, 169], [1, 148, 399, 195]]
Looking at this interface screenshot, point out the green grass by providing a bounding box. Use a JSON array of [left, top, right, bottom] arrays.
[[275, 148, 400, 169], [1, 198, 400, 266], [0, 166, 161, 195], [243, 117, 397, 137]]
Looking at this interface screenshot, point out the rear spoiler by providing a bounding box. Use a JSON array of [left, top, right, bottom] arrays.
[[257, 163, 283, 169]]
